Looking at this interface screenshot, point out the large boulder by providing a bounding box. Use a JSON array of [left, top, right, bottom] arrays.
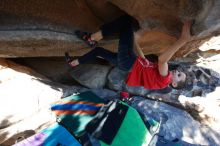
[[0, 0, 219, 59], [131, 97, 220, 146], [110, 0, 220, 57], [69, 64, 112, 89], [110, 0, 220, 37], [0, 0, 121, 57]]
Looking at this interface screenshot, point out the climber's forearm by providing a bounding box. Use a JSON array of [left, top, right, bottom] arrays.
[[158, 20, 192, 64], [135, 40, 145, 59], [158, 39, 186, 63], [134, 32, 145, 59]]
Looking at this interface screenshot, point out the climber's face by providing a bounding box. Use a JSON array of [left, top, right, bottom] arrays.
[[171, 70, 186, 88]]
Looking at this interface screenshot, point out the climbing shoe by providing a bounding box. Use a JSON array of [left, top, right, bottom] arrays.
[[65, 52, 73, 64], [75, 30, 97, 48]]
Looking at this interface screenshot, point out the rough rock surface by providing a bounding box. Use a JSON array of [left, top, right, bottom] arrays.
[[130, 97, 220, 146], [110, 0, 220, 37], [69, 64, 112, 89], [0, 0, 220, 58], [0, 0, 121, 57], [107, 67, 127, 91]]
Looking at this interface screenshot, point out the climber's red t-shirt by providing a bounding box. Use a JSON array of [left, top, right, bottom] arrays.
[[126, 56, 172, 90]]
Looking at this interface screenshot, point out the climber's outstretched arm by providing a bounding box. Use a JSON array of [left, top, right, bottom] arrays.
[[158, 20, 192, 76]]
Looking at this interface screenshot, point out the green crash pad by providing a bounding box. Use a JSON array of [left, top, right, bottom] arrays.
[[100, 103, 153, 146], [51, 91, 105, 136]]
